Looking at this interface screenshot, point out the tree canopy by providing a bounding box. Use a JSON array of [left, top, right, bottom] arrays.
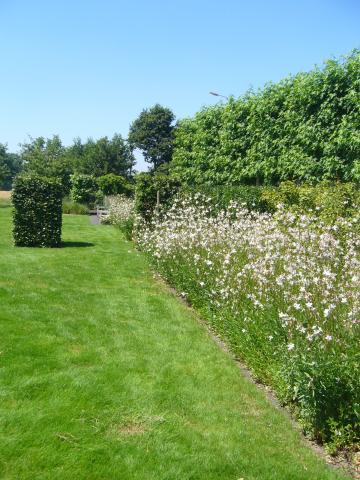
[[67, 134, 135, 178], [21, 135, 72, 193], [128, 104, 175, 170], [17, 133, 135, 193]]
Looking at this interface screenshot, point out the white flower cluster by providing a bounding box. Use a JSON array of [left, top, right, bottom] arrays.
[[136, 195, 360, 352], [102, 195, 135, 225]]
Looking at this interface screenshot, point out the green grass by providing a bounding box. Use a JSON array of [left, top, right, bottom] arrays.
[[0, 206, 350, 480]]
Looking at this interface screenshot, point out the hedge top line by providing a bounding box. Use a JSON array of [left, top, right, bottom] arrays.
[[170, 50, 360, 186]]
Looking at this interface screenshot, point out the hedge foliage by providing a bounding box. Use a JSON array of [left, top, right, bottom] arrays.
[[182, 184, 267, 212], [187, 182, 360, 223], [261, 181, 360, 219], [70, 174, 98, 205], [171, 50, 360, 186], [97, 173, 133, 196], [12, 175, 62, 247]]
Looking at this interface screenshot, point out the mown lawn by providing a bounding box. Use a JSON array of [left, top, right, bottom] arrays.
[[0, 206, 349, 480]]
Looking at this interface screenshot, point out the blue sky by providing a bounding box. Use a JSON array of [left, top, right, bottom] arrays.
[[0, 0, 359, 170]]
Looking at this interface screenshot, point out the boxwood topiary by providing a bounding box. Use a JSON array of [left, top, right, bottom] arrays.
[[12, 174, 63, 247]]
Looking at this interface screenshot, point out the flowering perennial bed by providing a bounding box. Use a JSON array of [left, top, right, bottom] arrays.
[[135, 195, 360, 452]]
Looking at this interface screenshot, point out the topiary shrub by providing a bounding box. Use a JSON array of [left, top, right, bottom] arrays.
[[97, 173, 133, 197], [70, 174, 97, 205], [12, 174, 62, 247]]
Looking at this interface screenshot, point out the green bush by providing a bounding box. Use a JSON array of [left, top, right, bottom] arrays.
[[280, 344, 359, 449], [70, 174, 97, 205], [261, 181, 360, 222], [12, 175, 62, 247], [97, 173, 133, 196], [62, 198, 89, 215], [135, 166, 180, 219], [171, 50, 360, 185]]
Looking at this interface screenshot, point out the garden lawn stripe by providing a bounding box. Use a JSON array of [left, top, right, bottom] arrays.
[[0, 207, 350, 480]]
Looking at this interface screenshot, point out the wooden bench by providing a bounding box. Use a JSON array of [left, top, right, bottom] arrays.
[[96, 205, 109, 220]]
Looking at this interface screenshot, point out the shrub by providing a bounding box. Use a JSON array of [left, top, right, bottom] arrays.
[[12, 175, 62, 247], [62, 198, 89, 215], [70, 174, 97, 205], [135, 166, 180, 219], [261, 181, 360, 222], [97, 173, 133, 196]]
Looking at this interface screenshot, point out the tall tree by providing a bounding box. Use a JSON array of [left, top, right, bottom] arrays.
[[128, 104, 175, 170]]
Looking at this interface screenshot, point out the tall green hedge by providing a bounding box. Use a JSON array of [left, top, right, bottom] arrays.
[[12, 175, 63, 247], [171, 50, 360, 186]]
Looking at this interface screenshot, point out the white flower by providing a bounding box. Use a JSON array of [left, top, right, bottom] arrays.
[[325, 335, 333, 341], [287, 343, 295, 351]]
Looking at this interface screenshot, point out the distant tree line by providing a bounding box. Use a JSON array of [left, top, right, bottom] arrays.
[[0, 103, 175, 192], [0, 144, 22, 190]]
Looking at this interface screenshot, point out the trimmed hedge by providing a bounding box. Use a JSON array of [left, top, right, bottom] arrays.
[[171, 50, 360, 185], [12, 175, 62, 247]]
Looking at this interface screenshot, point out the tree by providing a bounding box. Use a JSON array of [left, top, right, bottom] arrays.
[[0, 145, 10, 185], [128, 104, 175, 170], [20, 135, 72, 193], [0, 143, 22, 189], [67, 134, 135, 178]]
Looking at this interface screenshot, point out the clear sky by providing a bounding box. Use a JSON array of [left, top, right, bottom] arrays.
[[0, 0, 359, 170]]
